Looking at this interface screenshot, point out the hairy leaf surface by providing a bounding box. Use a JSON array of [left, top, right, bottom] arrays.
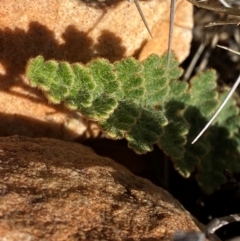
[[26, 53, 240, 193]]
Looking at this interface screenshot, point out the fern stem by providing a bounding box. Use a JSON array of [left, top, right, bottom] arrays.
[[133, 0, 153, 37], [167, 0, 176, 69]]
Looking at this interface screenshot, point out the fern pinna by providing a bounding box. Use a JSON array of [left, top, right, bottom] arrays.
[[26, 53, 240, 193]]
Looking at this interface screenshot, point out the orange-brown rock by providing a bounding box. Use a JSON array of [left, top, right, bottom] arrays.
[[0, 136, 202, 241], [139, 0, 193, 61], [0, 0, 193, 140], [0, 0, 192, 62]]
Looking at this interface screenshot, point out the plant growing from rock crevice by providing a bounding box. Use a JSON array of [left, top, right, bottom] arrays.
[[26, 53, 240, 193]]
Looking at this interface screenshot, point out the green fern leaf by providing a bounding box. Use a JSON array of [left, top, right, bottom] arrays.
[[26, 53, 182, 154], [26, 54, 240, 193]]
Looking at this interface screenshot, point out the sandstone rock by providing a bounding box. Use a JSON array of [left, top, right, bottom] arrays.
[[0, 87, 94, 140], [0, 0, 192, 62], [139, 0, 193, 61], [0, 0, 193, 140], [0, 136, 202, 241]]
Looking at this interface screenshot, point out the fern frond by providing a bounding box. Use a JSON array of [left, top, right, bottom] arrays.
[[26, 53, 240, 193]]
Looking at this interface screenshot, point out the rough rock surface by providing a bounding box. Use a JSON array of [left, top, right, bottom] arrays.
[[0, 136, 202, 241], [0, 0, 192, 62], [0, 0, 193, 140], [139, 0, 193, 61]]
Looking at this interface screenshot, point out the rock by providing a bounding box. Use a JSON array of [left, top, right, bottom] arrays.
[[0, 87, 94, 140], [139, 0, 193, 62], [0, 0, 193, 140], [0, 136, 203, 241], [0, 0, 192, 62]]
